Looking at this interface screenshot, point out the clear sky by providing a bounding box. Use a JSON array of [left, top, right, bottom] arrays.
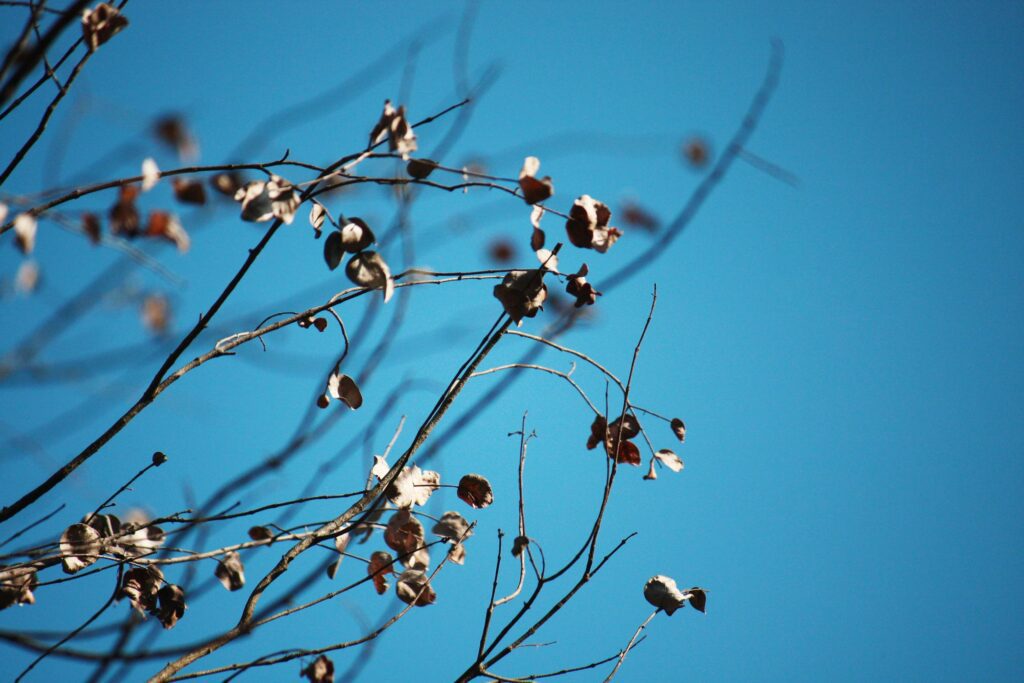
[[1, 2, 1022, 681]]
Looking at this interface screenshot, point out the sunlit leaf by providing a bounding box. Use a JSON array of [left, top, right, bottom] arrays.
[[368, 550, 394, 595], [395, 569, 435, 606], [301, 654, 335, 683], [141, 157, 160, 192], [654, 448, 684, 472], [214, 551, 245, 591], [59, 523, 102, 574], [643, 575, 686, 615], [81, 2, 128, 51], [671, 417, 686, 443], [13, 213, 36, 254]]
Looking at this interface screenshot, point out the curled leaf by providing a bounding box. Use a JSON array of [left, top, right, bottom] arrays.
[[309, 202, 326, 236], [385, 465, 440, 508], [119, 565, 163, 616], [586, 415, 607, 450], [60, 523, 102, 574], [511, 536, 529, 558], [215, 551, 245, 591], [326, 372, 363, 409], [384, 509, 425, 557], [266, 175, 300, 224], [432, 511, 471, 543], [566, 263, 601, 307], [324, 231, 343, 270], [643, 575, 686, 615], [457, 474, 493, 509], [0, 565, 37, 610], [654, 448, 684, 473], [367, 550, 394, 594], [248, 526, 274, 541], [345, 251, 393, 302], [81, 2, 128, 51], [301, 654, 335, 683], [518, 156, 554, 205], [82, 212, 101, 244], [145, 211, 189, 253], [339, 218, 376, 253], [565, 195, 621, 253], [369, 100, 417, 158], [671, 418, 687, 443], [493, 269, 547, 325], [110, 184, 140, 237], [395, 569, 435, 606], [407, 158, 438, 179], [686, 587, 707, 613], [156, 583, 186, 629], [210, 171, 244, 197], [172, 178, 206, 205]]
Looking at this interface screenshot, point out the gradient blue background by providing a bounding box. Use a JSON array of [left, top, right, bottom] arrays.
[[1, 2, 1022, 681]]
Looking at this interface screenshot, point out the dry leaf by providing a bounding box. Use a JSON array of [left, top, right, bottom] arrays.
[[339, 218, 376, 253], [145, 211, 189, 253], [395, 569, 435, 606], [156, 583, 186, 629], [60, 523, 102, 574], [301, 654, 335, 683], [369, 100, 417, 159], [367, 550, 394, 595], [457, 474, 493, 509], [565, 195, 622, 253], [685, 587, 707, 613], [154, 115, 198, 161], [407, 158, 437, 179], [345, 251, 393, 302], [15, 260, 38, 294], [671, 417, 686, 443], [386, 465, 440, 508], [518, 156, 554, 205], [119, 566, 163, 616], [654, 448, 684, 473], [172, 178, 206, 205], [493, 270, 547, 325], [214, 551, 245, 591], [0, 565, 37, 610], [326, 372, 363, 409], [81, 2, 128, 51], [643, 575, 686, 615]]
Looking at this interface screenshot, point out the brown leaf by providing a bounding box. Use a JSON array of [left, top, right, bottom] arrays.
[[82, 212, 101, 244], [301, 654, 335, 683], [214, 551, 245, 591], [518, 157, 554, 205], [172, 178, 206, 205], [156, 583, 186, 629], [119, 566, 163, 616], [671, 417, 686, 443], [457, 474, 493, 509], [385, 465, 440, 508], [432, 511, 471, 542], [141, 294, 170, 334], [620, 200, 660, 232], [407, 158, 438, 179], [339, 218, 376, 253], [248, 526, 274, 541], [345, 251, 393, 302], [643, 575, 686, 616], [566, 263, 601, 307], [608, 439, 641, 466], [395, 569, 435, 606], [530, 227, 545, 251], [367, 550, 394, 595], [586, 414, 607, 450], [384, 509, 425, 557], [369, 100, 417, 159], [493, 270, 547, 325], [153, 115, 198, 161], [210, 171, 245, 197], [511, 536, 529, 558], [145, 211, 190, 253], [488, 239, 516, 263], [0, 565, 38, 610], [324, 231, 343, 270], [686, 587, 707, 613], [60, 523, 102, 574], [565, 195, 622, 253], [81, 2, 128, 51], [327, 373, 363, 409]]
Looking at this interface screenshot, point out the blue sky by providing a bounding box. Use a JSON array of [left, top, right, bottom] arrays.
[[1, 2, 1022, 681]]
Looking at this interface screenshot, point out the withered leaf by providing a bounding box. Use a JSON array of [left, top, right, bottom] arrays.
[[324, 231, 344, 270], [154, 115, 198, 161], [686, 587, 707, 613], [608, 439, 641, 466], [248, 526, 274, 541], [385, 465, 440, 508], [457, 474, 493, 509], [654, 448, 684, 473], [565, 195, 622, 253], [215, 551, 245, 591], [369, 100, 417, 159], [345, 251, 393, 302], [0, 565, 37, 610], [432, 511, 471, 543], [15, 260, 38, 294], [172, 178, 206, 205], [671, 418, 687, 443], [586, 414, 607, 450], [327, 372, 363, 409], [60, 523, 102, 574], [384, 509, 424, 557], [156, 583, 186, 629], [301, 654, 335, 683], [309, 202, 326, 236], [407, 158, 438, 179], [119, 565, 163, 616], [518, 157, 554, 205], [367, 550, 394, 595], [145, 211, 190, 253], [395, 569, 435, 606], [511, 536, 529, 558], [339, 218, 376, 253], [535, 248, 559, 272], [81, 2, 128, 51], [530, 227, 545, 251], [643, 575, 686, 615], [493, 270, 547, 325], [210, 171, 244, 197]]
